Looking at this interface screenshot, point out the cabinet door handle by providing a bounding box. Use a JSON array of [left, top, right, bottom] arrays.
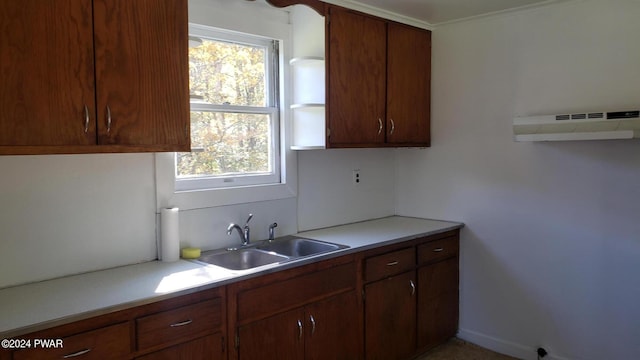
[[386, 261, 399, 266], [377, 118, 383, 135], [389, 118, 395, 135], [297, 319, 303, 340], [309, 314, 316, 336], [106, 106, 112, 133], [63, 348, 91, 358], [433, 248, 444, 252], [410, 280, 416, 296], [83, 105, 90, 134], [170, 319, 193, 327]]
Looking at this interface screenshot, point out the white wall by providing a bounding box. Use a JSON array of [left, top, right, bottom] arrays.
[[396, 1, 640, 359], [175, 198, 298, 252], [298, 149, 396, 231], [0, 154, 157, 288]]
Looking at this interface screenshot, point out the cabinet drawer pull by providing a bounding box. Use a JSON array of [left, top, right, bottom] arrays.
[[297, 319, 303, 340], [389, 118, 395, 135], [309, 315, 316, 336], [386, 261, 399, 266], [63, 348, 91, 358], [409, 280, 416, 296], [170, 319, 193, 327], [377, 118, 383, 135], [83, 105, 90, 133], [106, 106, 112, 133], [433, 248, 444, 252]]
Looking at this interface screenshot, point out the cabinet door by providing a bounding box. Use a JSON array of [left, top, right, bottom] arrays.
[[386, 23, 431, 146], [417, 257, 459, 351], [0, 0, 96, 147], [306, 292, 362, 360], [237, 309, 305, 360], [135, 334, 224, 360], [93, 0, 189, 150], [364, 271, 416, 360], [327, 7, 386, 147]]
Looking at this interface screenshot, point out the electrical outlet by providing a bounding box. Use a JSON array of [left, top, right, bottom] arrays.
[[352, 169, 361, 185]]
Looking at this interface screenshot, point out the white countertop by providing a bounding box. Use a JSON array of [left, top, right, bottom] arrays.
[[298, 216, 461, 248], [0, 216, 462, 338]]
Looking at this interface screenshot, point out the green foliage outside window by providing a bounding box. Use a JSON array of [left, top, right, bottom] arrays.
[[177, 37, 272, 178]]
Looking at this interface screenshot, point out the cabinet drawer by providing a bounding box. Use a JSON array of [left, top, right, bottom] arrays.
[[135, 333, 223, 360], [13, 322, 130, 360], [237, 262, 355, 323], [136, 298, 221, 351], [365, 247, 415, 282], [418, 237, 459, 264]]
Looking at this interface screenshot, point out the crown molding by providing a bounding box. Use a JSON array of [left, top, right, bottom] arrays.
[[323, 0, 433, 29]]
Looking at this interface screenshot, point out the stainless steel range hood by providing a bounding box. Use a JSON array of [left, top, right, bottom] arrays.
[[513, 110, 640, 141]]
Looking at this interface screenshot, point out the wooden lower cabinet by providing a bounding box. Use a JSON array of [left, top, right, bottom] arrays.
[[230, 255, 361, 360], [135, 298, 222, 352], [136, 333, 224, 360], [305, 291, 360, 360], [238, 291, 359, 360], [364, 271, 416, 360], [362, 231, 460, 360], [5, 287, 225, 360], [417, 257, 459, 352], [12, 322, 130, 360], [238, 308, 305, 360], [3, 229, 460, 360]]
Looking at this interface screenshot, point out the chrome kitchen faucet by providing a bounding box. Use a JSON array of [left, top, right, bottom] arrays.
[[227, 213, 253, 246]]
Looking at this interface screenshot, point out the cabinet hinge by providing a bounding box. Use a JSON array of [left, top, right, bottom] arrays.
[[327, 128, 331, 138], [235, 331, 240, 349]]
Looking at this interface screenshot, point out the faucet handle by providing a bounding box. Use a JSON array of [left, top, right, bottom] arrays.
[[268, 222, 278, 241], [245, 213, 253, 226]]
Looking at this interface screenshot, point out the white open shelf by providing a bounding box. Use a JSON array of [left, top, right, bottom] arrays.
[[291, 103, 324, 109], [289, 56, 324, 65], [289, 6, 326, 150]]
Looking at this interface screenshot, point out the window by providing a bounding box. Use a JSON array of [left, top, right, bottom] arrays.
[[176, 25, 280, 191]]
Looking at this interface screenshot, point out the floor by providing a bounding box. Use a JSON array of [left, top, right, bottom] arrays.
[[416, 338, 518, 360]]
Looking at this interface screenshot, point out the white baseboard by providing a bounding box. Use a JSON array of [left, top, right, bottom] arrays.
[[457, 328, 571, 360]]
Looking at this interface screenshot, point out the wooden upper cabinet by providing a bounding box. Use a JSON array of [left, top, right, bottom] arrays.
[[386, 23, 431, 146], [0, 0, 96, 147], [93, 0, 189, 149], [327, 6, 431, 148], [327, 7, 386, 147], [0, 0, 189, 155]]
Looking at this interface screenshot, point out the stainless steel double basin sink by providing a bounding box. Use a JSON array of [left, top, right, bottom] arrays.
[[194, 236, 348, 271]]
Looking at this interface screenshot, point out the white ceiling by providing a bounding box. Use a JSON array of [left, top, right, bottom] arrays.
[[345, 0, 562, 25]]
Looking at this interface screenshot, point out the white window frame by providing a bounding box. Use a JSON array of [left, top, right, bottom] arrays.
[[176, 25, 281, 191], [155, 13, 295, 211]]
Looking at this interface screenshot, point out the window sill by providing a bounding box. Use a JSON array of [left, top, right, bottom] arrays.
[[171, 183, 295, 211], [155, 153, 296, 211]]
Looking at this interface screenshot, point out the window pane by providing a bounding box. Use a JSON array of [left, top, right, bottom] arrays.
[[177, 111, 272, 178], [189, 38, 267, 107]]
